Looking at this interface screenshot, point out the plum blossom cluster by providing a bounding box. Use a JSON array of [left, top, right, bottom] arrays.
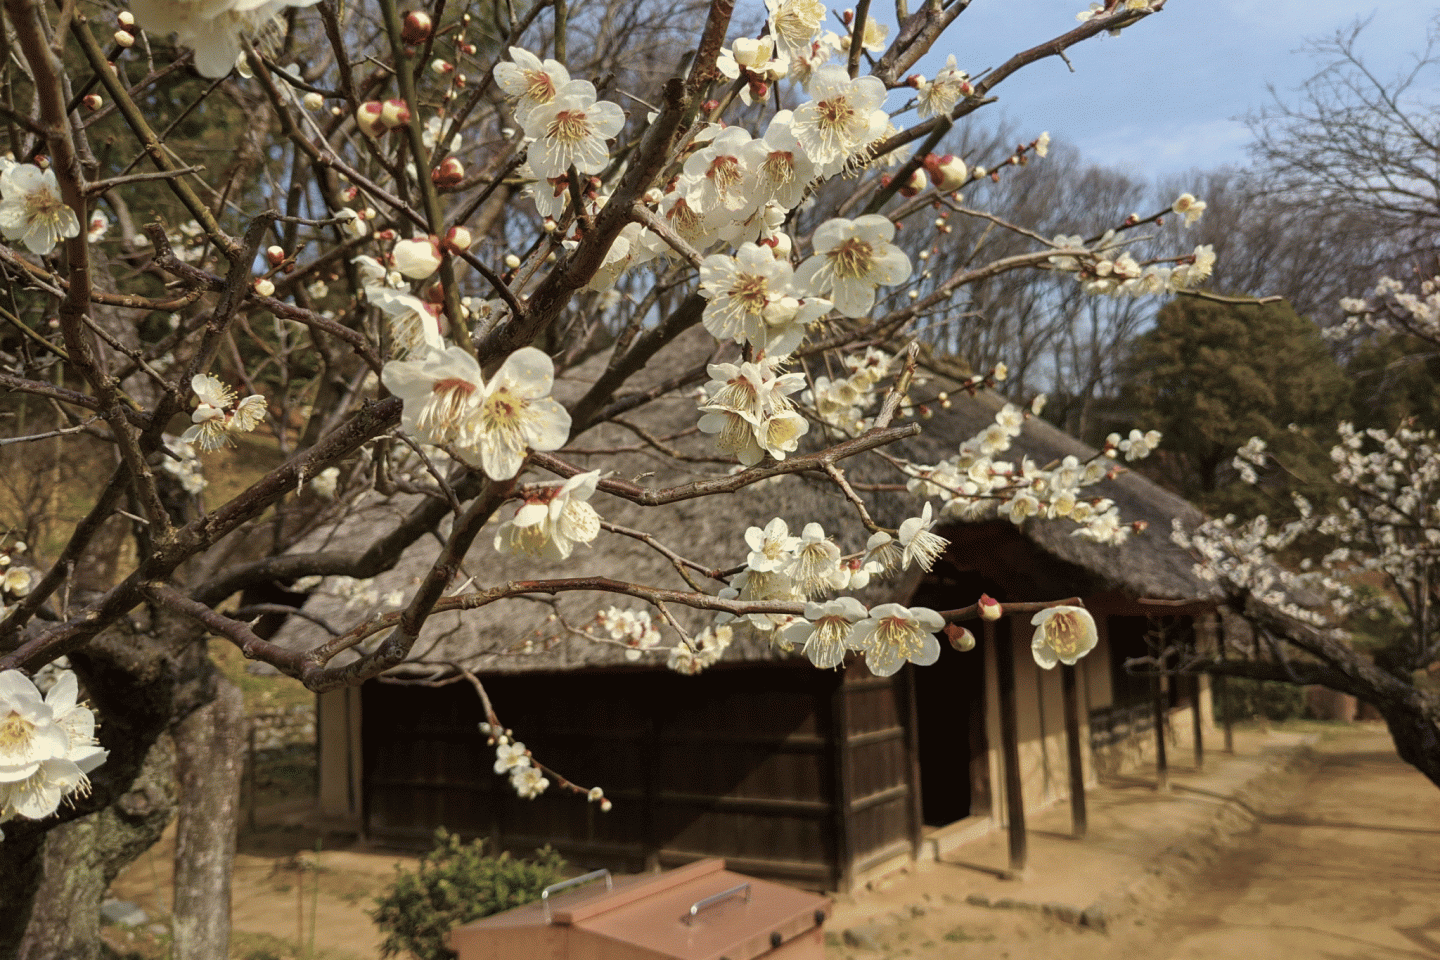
[[1182, 422, 1440, 641], [802, 347, 906, 435], [667, 624, 735, 675], [901, 402, 1154, 544], [382, 345, 570, 481], [180, 375, 267, 452], [1048, 226, 1214, 297], [1332, 274, 1440, 345], [486, 731, 549, 799], [595, 607, 663, 661], [0, 668, 108, 840]]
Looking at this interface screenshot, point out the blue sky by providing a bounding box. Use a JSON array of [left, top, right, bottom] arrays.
[[897, 0, 1439, 179]]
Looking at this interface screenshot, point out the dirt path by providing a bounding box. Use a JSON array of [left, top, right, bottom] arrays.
[[1149, 728, 1440, 959]]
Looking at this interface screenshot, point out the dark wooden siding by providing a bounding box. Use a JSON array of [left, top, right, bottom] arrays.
[[836, 664, 915, 877], [361, 663, 852, 888]]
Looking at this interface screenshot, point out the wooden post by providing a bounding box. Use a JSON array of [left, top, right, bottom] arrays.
[[1151, 672, 1169, 792], [831, 669, 856, 892], [1191, 675, 1205, 771], [990, 619, 1027, 874], [1060, 664, 1087, 839], [902, 664, 925, 864]]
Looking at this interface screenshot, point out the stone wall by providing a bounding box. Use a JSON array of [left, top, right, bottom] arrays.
[[247, 704, 315, 751]]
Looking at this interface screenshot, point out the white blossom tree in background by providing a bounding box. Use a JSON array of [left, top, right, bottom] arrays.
[[0, 0, 1217, 954]]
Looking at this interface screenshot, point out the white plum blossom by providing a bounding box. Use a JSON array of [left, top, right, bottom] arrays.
[[667, 624, 734, 674], [180, 374, 266, 451], [129, 0, 320, 78], [897, 503, 949, 571], [847, 604, 944, 677], [382, 345, 486, 448], [494, 47, 571, 125], [697, 359, 809, 467], [494, 471, 603, 560], [0, 669, 107, 829], [0, 164, 81, 256], [916, 56, 970, 118], [766, 0, 827, 60], [510, 764, 549, 798], [370, 287, 444, 357], [1171, 192, 1207, 226], [795, 215, 911, 318], [789, 67, 888, 169], [1030, 605, 1098, 668], [469, 348, 572, 480], [493, 740, 530, 773], [524, 81, 625, 179], [782, 597, 869, 668]]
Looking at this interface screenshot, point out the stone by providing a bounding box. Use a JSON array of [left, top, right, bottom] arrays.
[[1043, 902, 1081, 924], [965, 893, 991, 908], [843, 923, 886, 951], [1081, 905, 1108, 932], [908, 904, 928, 918], [100, 900, 147, 927]]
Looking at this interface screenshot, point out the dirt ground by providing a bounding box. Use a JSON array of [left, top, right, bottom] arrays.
[[105, 722, 1440, 960]]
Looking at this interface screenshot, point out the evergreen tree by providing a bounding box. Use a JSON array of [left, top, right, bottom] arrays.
[[1120, 296, 1351, 515]]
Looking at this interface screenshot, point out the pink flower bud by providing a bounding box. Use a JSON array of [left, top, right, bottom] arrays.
[[380, 98, 411, 129], [924, 153, 967, 192], [978, 594, 1002, 621], [946, 624, 976, 652], [253, 278, 275, 297], [81, 94, 103, 111], [356, 101, 386, 138], [897, 167, 927, 198], [265, 245, 286, 266], [431, 157, 465, 187], [401, 11, 433, 43], [443, 226, 473, 252]]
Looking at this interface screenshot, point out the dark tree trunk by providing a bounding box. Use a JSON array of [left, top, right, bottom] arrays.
[[16, 735, 178, 960], [1377, 694, 1440, 791], [172, 677, 247, 960]]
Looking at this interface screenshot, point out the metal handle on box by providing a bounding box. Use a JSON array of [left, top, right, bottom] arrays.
[[541, 869, 613, 923], [682, 883, 751, 925]]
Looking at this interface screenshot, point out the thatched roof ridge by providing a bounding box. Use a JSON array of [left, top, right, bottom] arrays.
[[274, 330, 1219, 675]]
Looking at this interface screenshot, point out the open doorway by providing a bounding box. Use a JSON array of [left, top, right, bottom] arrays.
[[909, 574, 996, 826]]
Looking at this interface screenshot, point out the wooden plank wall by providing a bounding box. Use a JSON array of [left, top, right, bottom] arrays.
[[837, 663, 915, 880], [360, 664, 850, 888]]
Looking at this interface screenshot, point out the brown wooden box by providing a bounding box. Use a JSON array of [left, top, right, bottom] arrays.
[[448, 858, 830, 960]]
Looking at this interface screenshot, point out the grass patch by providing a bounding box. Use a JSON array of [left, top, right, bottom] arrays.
[[942, 926, 994, 943]]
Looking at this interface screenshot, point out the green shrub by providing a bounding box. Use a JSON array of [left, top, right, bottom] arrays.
[[1215, 676, 1307, 723], [370, 829, 566, 960]]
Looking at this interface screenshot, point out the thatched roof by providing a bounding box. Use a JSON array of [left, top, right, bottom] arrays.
[[274, 329, 1220, 676]]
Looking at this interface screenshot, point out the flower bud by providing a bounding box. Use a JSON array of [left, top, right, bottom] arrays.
[[978, 594, 1002, 621], [401, 11, 433, 43], [600, 799, 613, 812], [897, 167, 927, 198], [393, 236, 443, 279], [253, 278, 275, 297], [504, 253, 522, 269], [117, 10, 135, 26], [81, 94, 103, 111], [443, 225, 473, 252], [356, 101, 386, 137], [946, 623, 976, 652], [432, 58, 454, 74], [380, 98, 411, 129], [265, 245, 286, 266], [302, 92, 324, 111], [431, 156, 465, 187], [114, 30, 135, 48], [924, 153, 967, 192]]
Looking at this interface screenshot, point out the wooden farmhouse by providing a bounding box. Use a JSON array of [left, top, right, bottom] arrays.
[[280, 336, 1230, 892]]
